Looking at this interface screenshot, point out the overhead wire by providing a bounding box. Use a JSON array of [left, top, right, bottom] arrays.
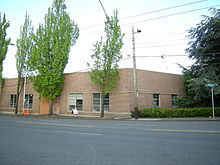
[[81, 0, 209, 30], [78, 1, 219, 61], [137, 43, 187, 48], [136, 55, 188, 58], [6, 1, 218, 79], [50, 1, 220, 70], [136, 38, 188, 45], [79, 4, 220, 37], [3, 2, 217, 83], [145, 32, 187, 38], [3, 51, 219, 88], [79, 1, 218, 68], [121, 0, 209, 20], [87, 1, 219, 73], [123, 4, 220, 26]]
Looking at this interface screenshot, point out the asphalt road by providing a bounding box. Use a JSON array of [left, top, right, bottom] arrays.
[[0, 116, 220, 165]]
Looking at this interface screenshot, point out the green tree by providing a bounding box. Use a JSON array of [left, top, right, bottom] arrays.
[[0, 13, 10, 83], [179, 8, 220, 107], [15, 12, 33, 114], [28, 0, 79, 115], [88, 10, 124, 117]]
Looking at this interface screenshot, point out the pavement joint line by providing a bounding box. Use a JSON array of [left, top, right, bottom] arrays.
[[144, 128, 220, 133], [19, 121, 94, 128], [53, 130, 103, 136]]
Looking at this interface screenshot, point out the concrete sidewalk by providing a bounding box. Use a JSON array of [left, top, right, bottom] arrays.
[[1, 112, 220, 121], [52, 113, 220, 121]]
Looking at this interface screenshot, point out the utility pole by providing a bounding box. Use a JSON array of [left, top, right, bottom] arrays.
[[132, 26, 141, 119]]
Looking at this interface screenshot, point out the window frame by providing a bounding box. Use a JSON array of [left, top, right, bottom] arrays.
[[24, 94, 33, 110], [9, 94, 17, 108], [171, 94, 178, 108], [152, 93, 160, 108], [68, 93, 83, 112], [92, 93, 109, 112]]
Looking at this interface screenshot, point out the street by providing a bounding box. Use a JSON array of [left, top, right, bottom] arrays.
[[0, 115, 220, 165]]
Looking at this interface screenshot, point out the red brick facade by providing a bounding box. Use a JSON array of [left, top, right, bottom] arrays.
[[0, 69, 185, 117]]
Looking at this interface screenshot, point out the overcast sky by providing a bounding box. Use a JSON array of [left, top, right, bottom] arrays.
[[1, 0, 219, 78]]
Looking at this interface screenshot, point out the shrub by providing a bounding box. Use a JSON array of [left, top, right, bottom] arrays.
[[135, 107, 220, 118]]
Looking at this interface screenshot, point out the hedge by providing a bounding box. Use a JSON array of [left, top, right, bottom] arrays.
[[131, 107, 220, 118]]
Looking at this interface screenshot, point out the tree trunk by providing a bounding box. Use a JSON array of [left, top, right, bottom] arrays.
[[100, 91, 105, 117], [15, 77, 25, 114], [49, 99, 53, 116], [0, 82, 2, 98], [0, 79, 5, 96], [15, 94, 20, 114], [15, 78, 22, 114]]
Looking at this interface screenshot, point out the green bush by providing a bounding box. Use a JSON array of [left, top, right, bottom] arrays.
[[176, 97, 195, 108], [135, 107, 220, 118]]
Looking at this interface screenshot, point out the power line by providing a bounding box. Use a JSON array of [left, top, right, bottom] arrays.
[[98, 0, 123, 39], [123, 4, 220, 26], [136, 55, 188, 58], [1, 56, 131, 88], [80, 30, 101, 36], [98, 0, 109, 19], [134, 53, 220, 58], [3, 52, 218, 87], [79, 0, 111, 37], [80, 23, 104, 31], [137, 43, 187, 48], [136, 38, 188, 45], [120, 0, 209, 21], [145, 32, 187, 38], [79, 4, 220, 37], [81, 0, 209, 30]]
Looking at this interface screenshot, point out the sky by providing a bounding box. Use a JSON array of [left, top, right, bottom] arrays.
[[0, 0, 219, 78]]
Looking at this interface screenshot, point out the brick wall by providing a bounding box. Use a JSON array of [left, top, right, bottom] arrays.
[[0, 69, 185, 116], [0, 78, 40, 114], [135, 69, 185, 109]]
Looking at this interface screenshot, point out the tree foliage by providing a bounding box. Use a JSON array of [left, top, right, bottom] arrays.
[[0, 13, 10, 83], [16, 12, 33, 78], [14, 12, 33, 114], [88, 10, 124, 117], [179, 8, 220, 107], [28, 0, 79, 115]]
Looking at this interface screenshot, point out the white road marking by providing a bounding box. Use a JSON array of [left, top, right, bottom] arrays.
[[19, 121, 93, 128], [144, 128, 220, 133], [53, 130, 103, 136]]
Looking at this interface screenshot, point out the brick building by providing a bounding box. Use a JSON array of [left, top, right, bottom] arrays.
[[0, 68, 185, 117]]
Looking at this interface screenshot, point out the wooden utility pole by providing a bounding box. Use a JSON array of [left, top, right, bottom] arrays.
[[132, 26, 141, 119]]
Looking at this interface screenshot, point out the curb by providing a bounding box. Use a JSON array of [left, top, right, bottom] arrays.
[[1, 113, 220, 121], [131, 117, 220, 122]]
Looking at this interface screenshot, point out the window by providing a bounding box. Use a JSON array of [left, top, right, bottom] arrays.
[[93, 93, 100, 112], [93, 93, 109, 112], [24, 94, 33, 109], [172, 94, 178, 108], [9, 94, 17, 108], [153, 94, 160, 108], [68, 93, 83, 111]]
